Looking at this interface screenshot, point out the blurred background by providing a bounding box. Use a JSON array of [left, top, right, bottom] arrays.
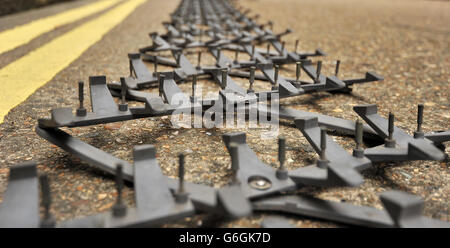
[[1, 0, 76, 16]]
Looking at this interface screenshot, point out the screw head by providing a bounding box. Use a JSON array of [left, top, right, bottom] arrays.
[[76, 107, 87, 117], [248, 176, 272, 190], [112, 203, 127, 218], [119, 103, 128, 112]]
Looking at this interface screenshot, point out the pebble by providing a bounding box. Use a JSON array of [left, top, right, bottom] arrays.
[[399, 171, 412, 180], [98, 202, 114, 212], [104, 123, 122, 130], [97, 193, 107, 200], [83, 133, 99, 138]]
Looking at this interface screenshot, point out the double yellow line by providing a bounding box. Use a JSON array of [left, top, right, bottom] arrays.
[[0, 0, 147, 123], [0, 0, 122, 55]]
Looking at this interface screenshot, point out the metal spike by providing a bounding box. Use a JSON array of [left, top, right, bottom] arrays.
[[388, 112, 394, 140], [317, 128, 328, 168], [119, 77, 128, 111], [176, 52, 181, 66], [129, 60, 133, 77], [414, 104, 424, 138], [355, 120, 363, 149], [76, 81, 86, 116], [417, 104, 424, 130], [251, 45, 255, 60], [192, 74, 197, 100], [248, 66, 255, 93], [295, 39, 299, 53], [221, 68, 228, 89], [276, 136, 288, 180], [112, 164, 127, 217], [158, 73, 165, 98], [40, 174, 51, 218], [217, 48, 221, 62], [320, 129, 327, 160], [278, 136, 286, 168], [316, 61, 322, 84], [178, 153, 185, 193], [272, 64, 279, 90], [197, 51, 202, 69], [296, 62, 301, 82], [335, 60, 341, 76], [175, 153, 188, 203], [385, 112, 396, 148], [274, 64, 279, 84], [78, 81, 84, 107], [234, 49, 239, 63], [154, 56, 158, 75], [115, 164, 124, 198], [39, 174, 55, 228], [353, 119, 364, 158]]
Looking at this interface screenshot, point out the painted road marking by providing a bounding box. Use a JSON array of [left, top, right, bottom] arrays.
[[0, 0, 122, 55], [0, 0, 147, 123]]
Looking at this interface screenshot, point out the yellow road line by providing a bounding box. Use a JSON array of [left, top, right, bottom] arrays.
[[0, 0, 147, 123], [0, 0, 122, 55]]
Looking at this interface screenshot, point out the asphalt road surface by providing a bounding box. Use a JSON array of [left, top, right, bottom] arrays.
[[0, 0, 448, 227]]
